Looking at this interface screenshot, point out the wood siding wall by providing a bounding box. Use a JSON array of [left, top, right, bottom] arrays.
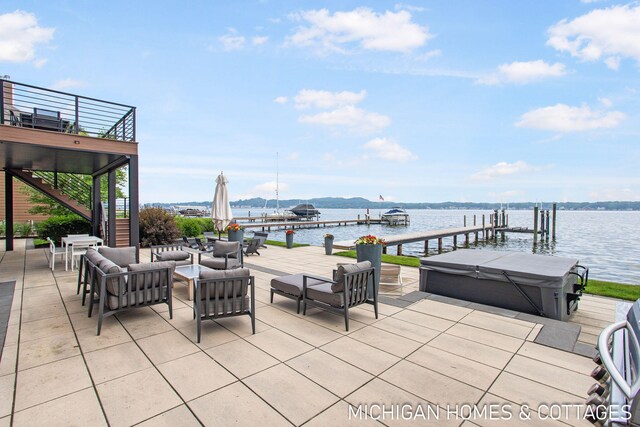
[[0, 172, 50, 222]]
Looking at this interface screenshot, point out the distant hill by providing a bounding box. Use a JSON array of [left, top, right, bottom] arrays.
[[145, 198, 640, 211]]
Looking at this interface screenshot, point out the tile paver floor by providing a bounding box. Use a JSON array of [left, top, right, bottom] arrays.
[[0, 241, 620, 426]]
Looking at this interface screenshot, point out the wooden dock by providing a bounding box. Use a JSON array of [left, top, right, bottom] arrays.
[[240, 218, 383, 231], [333, 224, 494, 255]]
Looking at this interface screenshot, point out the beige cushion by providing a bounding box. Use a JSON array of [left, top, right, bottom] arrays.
[[213, 241, 239, 258], [85, 248, 103, 266], [332, 261, 372, 292], [155, 250, 190, 261], [99, 246, 137, 268]]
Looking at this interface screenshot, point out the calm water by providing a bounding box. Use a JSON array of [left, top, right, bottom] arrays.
[[234, 208, 640, 285]]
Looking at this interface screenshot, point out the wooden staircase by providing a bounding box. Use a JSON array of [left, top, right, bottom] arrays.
[[115, 218, 130, 247], [8, 169, 92, 220]]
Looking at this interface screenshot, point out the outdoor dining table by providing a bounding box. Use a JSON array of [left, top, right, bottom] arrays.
[[61, 235, 103, 271]]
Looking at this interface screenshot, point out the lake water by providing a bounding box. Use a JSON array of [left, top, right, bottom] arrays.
[[233, 208, 640, 285]]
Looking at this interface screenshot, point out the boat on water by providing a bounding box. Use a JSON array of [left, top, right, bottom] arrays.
[[381, 207, 410, 225], [290, 203, 320, 219]]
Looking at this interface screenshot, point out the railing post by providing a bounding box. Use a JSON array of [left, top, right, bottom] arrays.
[[132, 108, 136, 141], [53, 172, 58, 189], [75, 96, 79, 134], [0, 80, 5, 125]]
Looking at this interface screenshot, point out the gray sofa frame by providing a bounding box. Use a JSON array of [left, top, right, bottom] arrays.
[[150, 243, 194, 264]]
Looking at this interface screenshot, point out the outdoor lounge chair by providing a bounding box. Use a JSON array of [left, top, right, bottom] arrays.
[[198, 241, 243, 270], [150, 243, 194, 266], [270, 261, 377, 330], [80, 247, 175, 335], [253, 231, 269, 248], [195, 268, 255, 342], [182, 236, 199, 250], [243, 238, 262, 256]]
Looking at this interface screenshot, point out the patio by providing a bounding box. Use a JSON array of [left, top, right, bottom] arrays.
[[0, 240, 613, 426]]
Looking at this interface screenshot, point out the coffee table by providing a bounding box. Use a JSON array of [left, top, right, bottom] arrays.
[[173, 264, 215, 300]]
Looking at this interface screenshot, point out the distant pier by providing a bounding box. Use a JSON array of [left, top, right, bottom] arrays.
[[238, 217, 383, 231]]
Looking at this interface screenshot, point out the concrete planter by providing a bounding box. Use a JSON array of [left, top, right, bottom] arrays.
[[356, 243, 382, 295], [228, 229, 244, 243], [324, 237, 334, 255]]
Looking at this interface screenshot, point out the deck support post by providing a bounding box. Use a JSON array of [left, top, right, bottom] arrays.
[[382, 246, 387, 255], [465, 233, 469, 246], [424, 240, 428, 255], [473, 215, 476, 226], [463, 215, 466, 227], [438, 238, 442, 253], [5, 172, 13, 251], [129, 155, 140, 250], [397, 244, 402, 256], [453, 235, 457, 250], [108, 169, 116, 247], [482, 215, 486, 239]]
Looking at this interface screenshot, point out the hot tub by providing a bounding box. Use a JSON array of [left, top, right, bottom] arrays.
[[419, 250, 588, 321]]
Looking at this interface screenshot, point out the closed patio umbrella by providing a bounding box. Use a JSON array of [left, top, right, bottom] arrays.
[[211, 172, 233, 233]]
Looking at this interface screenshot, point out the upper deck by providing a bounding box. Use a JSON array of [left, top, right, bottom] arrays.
[[0, 79, 137, 174]]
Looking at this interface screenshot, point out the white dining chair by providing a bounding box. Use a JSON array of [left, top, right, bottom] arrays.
[[46, 237, 64, 270], [70, 240, 98, 271]]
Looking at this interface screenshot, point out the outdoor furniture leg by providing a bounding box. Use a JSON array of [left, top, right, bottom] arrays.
[[270, 289, 274, 303]]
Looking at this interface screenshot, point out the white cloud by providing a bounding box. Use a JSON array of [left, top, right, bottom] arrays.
[[363, 137, 417, 162], [547, 4, 640, 69], [252, 36, 268, 45], [472, 161, 531, 181], [0, 10, 54, 63], [477, 60, 567, 85], [598, 97, 613, 107], [394, 4, 426, 13], [50, 78, 86, 91], [287, 7, 431, 53], [274, 96, 288, 104], [589, 188, 640, 201], [516, 103, 626, 132], [414, 49, 441, 62], [286, 152, 300, 161], [299, 105, 390, 134], [219, 29, 245, 51], [294, 89, 366, 109]]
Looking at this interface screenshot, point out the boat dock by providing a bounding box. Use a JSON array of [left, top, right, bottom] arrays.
[[333, 224, 494, 255], [235, 215, 300, 223], [240, 217, 383, 231]]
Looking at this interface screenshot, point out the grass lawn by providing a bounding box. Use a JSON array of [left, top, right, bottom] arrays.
[[335, 250, 639, 301], [265, 239, 310, 248]]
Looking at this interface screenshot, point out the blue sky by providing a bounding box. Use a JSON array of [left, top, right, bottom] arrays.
[[1, 1, 639, 203]]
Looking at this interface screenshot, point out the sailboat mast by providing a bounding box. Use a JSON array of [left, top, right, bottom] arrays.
[[276, 152, 280, 213]]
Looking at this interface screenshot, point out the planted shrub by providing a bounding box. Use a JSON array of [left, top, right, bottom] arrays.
[[174, 217, 202, 237], [17, 222, 34, 237], [139, 207, 180, 247], [36, 215, 91, 244], [0, 221, 5, 237]]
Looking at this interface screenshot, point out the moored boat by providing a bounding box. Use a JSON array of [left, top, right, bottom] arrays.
[[381, 207, 410, 225]]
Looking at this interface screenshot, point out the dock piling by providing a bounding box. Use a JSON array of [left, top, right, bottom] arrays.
[[552, 203, 557, 240], [453, 235, 457, 250], [438, 238, 443, 253], [533, 206, 539, 243], [397, 244, 403, 256]]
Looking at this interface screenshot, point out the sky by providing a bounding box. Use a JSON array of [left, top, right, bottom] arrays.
[[1, 1, 639, 204]]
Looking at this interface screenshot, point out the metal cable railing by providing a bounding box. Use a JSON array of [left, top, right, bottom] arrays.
[[31, 171, 93, 210], [1, 79, 136, 142]]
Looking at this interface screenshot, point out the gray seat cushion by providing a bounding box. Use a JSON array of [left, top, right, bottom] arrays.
[[127, 261, 175, 291], [307, 283, 344, 307], [332, 261, 372, 292], [198, 268, 250, 300], [99, 246, 137, 268], [155, 250, 190, 261], [213, 241, 240, 258], [107, 288, 164, 310], [270, 274, 328, 297], [200, 256, 241, 270], [97, 258, 127, 295], [85, 248, 103, 266]]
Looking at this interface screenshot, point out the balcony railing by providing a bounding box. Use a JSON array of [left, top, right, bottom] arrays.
[[0, 78, 135, 142]]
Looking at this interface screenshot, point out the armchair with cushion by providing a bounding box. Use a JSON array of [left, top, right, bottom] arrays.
[[77, 246, 138, 305], [150, 243, 193, 266], [302, 261, 377, 331], [198, 241, 242, 270], [194, 268, 255, 342]]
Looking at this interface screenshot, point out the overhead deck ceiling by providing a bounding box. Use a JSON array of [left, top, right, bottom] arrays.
[[0, 125, 137, 174]]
